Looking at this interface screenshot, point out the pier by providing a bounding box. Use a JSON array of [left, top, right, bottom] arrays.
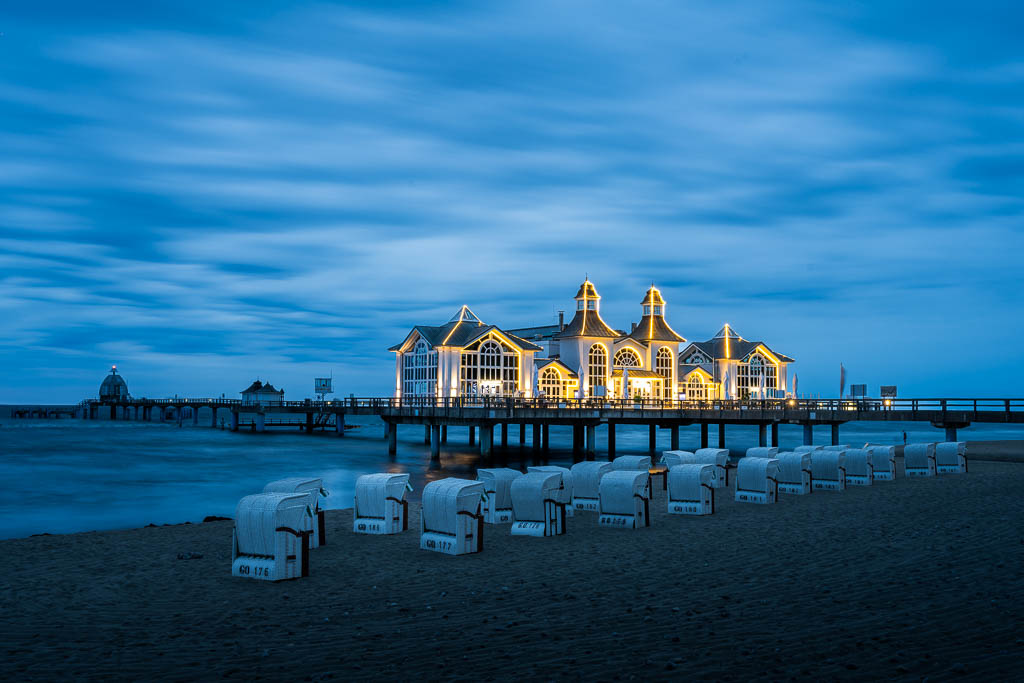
[[60, 396, 1024, 459]]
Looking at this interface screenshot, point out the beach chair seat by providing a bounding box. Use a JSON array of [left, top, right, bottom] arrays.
[[810, 451, 846, 490], [794, 445, 823, 454], [420, 478, 485, 555], [746, 447, 779, 459], [232, 492, 312, 581], [865, 445, 896, 481], [694, 448, 730, 488], [598, 470, 651, 528], [476, 468, 522, 523], [510, 471, 567, 536], [904, 443, 937, 477], [263, 477, 327, 547], [667, 464, 715, 515], [660, 450, 695, 469], [936, 442, 967, 474], [844, 449, 873, 486], [775, 452, 812, 495], [569, 461, 612, 512], [735, 457, 779, 504], [528, 465, 574, 517], [353, 473, 411, 534]]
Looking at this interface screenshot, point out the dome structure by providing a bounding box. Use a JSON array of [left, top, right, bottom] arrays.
[[99, 366, 129, 401]]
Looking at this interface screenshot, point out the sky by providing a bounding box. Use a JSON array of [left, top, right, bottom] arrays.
[[1, 1, 1023, 403]]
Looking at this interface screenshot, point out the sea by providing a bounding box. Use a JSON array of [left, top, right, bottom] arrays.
[[2, 416, 1023, 540]]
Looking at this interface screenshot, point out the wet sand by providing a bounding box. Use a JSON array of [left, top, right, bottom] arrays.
[[2, 459, 1023, 681]]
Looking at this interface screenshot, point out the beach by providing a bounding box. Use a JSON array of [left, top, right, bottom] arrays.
[[3, 456, 1023, 681]]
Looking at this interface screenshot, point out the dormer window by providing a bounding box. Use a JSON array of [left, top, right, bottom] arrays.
[[587, 300, 596, 311], [653, 305, 663, 316], [644, 305, 651, 316], [577, 300, 585, 310]]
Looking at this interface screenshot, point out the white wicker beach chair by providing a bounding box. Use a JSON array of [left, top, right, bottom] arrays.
[[660, 450, 695, 469], [775, 452, 812, 495], [598, 470, 651, 528], [810, 450, 846, 490], [528, 465, 574, 517], [419, 478, 485, 555], [510, 471, 567, 537], [843, 449, 873, 486], [353, 473, 411, 534], [476, 468, 522, 523], [936, 442, 967, 474], [735, 457, 779, 504], [866, 445, 896, 481], [232, 492, 311, 581], [263, 477, 327, 548], [746, 447, 779, 459], [611, 456, 654, 497], [569, 461, 612, 512], [904, 443, 937, 477], [667, 463, 715, 515], [694, 448, 730, 488]]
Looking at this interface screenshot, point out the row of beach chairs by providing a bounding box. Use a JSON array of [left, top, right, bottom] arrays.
[[231, 441, 968, 578]]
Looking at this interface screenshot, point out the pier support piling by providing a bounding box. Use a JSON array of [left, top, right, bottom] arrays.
[[424, 425, 431, 444], [831, 423, 840, 446], [441, 425, 447, 443], [670, 425, 680, 451], [305, 412, 314, 434], [230, 411, 239, 432], [572, 425, 583, 457], [586, 424, 596, 460], [388, 423, 397, 455], [336, 413, 345, 436], [718, 422, 726, 449], [608, 422, 616, 460], [210, 408, 217, 428], [771, 422, 779, 447], [803, 422, 813, 446], [945, 425, 957, 442], [649, 424, 657, 452], [758, 423, 767, 448], [533, 423, 541, 453], [431, 424, 441, 460], [192, 408, 199, 426], [542, 424, 549, 451], [256, 413, 265, 433], [519, 423, 525, 445], [469, 426, 476, 446], [700, 423, 709, 449], [501, 423, 508, 448]]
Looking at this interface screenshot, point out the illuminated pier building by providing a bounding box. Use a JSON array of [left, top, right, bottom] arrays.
[[391, 280, 794, 401]]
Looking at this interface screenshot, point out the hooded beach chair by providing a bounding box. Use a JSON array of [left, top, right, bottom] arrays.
[[232, 492, 311, 581], [419, 478, 485, 555], [476, 468, 522, 523], [843, 449, 873, 486], [510, 471, 567, 536], [611, 456, 654, 497], [667, 463, 715, 515], [694, 448, 730, 488], [810, 450, 846, 490], [528, 465, 574, 517], [936, 442, 967, 474], [263, 477, 327, 547], [569, 461, 612, 512], [904, 443, 937, 477], [823, 444, 850, 451], [775, 452, 812, 495], [735, 457, 779, 504], [353, 473, 411, 534], [866, 445, 896, 481], [660, 450, 695, 469], [793, 445, 823, 454], [746, 447, 779, 459], [598, 470, 651, 528]]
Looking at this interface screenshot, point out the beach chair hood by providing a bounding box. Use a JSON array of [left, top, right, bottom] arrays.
[[569, 461, 612, 499], [355, 473, 410, 519], [511, 471, 563, 522], [612, 455, 652, 471], [746, 447, 779, 459], [421, 478, 484, 534], [599, 470, 650, 515], [235, 492, 309, 557], [810, 450, 845, 480], [476, 468, 522, 510], [528, 465, 573, 502], [737, 458, 778, 492], [776, 452, 811, 485], [667, 464, 714, 502]]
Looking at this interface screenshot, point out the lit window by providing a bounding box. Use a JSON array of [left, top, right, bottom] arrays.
[[653, 305, 663, 316], [587, 300, 596, 311], [644, 305, 651, 316]]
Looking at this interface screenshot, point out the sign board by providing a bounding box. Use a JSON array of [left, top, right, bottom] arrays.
[[314, 378, 333, 395], [850, 384, 867, 398], [880, 385, 897, 398]]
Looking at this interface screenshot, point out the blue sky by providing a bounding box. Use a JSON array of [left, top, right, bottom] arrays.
[[1, 1, 1022, 403]]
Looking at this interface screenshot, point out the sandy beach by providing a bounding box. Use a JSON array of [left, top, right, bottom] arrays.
[[3, 455, 1023, 681]]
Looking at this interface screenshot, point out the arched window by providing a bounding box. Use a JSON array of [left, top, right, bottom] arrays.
[[737, 352, 777, 398], [656, 347, 673, 399], [587, 344, 607, 397], [686, 373, 709, 400], [538, 367, 564, 399], [460, 336, 520, 396], [403, 339, 437, 397], [613, 347, 641, 368]]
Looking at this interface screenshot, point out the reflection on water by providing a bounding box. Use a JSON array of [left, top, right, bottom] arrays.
[[1, 416, 1021, 539]]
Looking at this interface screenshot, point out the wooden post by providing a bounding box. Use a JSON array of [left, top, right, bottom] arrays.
[[649, 424, 657, 452], [758, 423, 767, 447], [718, 422, 726, 449], [501, 423, 508, 448], [771, 422, 779, 447], [431, 424, 441, 460], [700, 423, 709, 449], [831, 423, 840, 446], [670, 425, 679, 451], [608, 422, 616, 460]]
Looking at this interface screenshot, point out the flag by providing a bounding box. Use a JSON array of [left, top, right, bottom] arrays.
[[792, 373, 798, 397], [759, 369, 766, 398], [723, 370, 730, 399], [840, 364, 846, 398]]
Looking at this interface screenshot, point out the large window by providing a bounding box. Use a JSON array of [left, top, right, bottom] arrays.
[[403, 340, 437, 397], [685, 374, 712, 400], [538, 367, 565, 399], [587, 344, 608, 397], [460, 336, 520, 396], [613, 347, 641, 368], [737, 353, 777, 399], [656, 347, 673, 399]]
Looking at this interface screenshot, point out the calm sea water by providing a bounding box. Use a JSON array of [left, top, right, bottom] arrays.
[[2, 416, 1022, 539]]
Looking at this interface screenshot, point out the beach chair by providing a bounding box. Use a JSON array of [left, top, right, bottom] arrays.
[[844, 449, 873, 486], [419, 478, 485, 555], [660, 450, 695, 469], [746, 447, 779, 459], [263, 477, 327, 547], [598, 470, 651, 528], [569, 461, 612, 512], [353, 473, 411, 534], [528, 465, 574, 517], [667, 464, 715, 515], [810, 450, 846, 490], [793, 445, 823, 454], [822, 444, 850, 451], [775, 452, 812, 495], [510, 471, 568, 536], [612, 455, 654, 497], [232, 492, 311, 581], [936, 442, 968, 474], [866, 445, 896, 481], [734, 457, 779, 504], [694, 448, 731, 488], [904, 443, 937, 477], [476, 468, 522, 523]]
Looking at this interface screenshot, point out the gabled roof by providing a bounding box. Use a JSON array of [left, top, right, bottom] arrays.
[[390, 312, 542, 353], [505, 324, 561, 341], [683, 336, 794, 364], [535, 358, 579, 379], [625, 315, 686, 344], [242, 380, 283, 394], [679, 364, 713, 380]]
